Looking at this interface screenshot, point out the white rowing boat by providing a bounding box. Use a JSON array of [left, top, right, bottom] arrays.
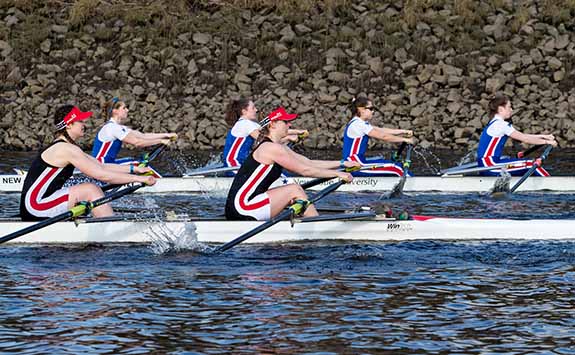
[[1, 215, 574, 244], [1, 174, 574, 193]]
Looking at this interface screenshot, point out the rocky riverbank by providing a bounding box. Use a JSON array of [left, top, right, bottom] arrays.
[[1, 0, 574, 151]]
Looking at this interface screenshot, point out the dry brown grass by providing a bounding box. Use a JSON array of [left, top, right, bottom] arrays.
[[218, 0, 347, 14], [69, 0, 101, 27], [510, 3, 530, 34], [541, 0, 575, 24]]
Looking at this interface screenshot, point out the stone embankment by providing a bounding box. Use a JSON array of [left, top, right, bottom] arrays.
[[0, 1, 574, 151]]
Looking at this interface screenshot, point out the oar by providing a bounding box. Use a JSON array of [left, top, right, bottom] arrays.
[[213, 178, 346, 254], [183, 166, 239, 177], [299, 164, 397, 190], [517, 144, 544, 159], [440, 161, 478, 175], [0, 183, 146, 244], [509, 144, 553, 193], [441, 162, 530, 176], [140, 143, 168, 166], [102, 144, 167, 193], [391, 142, 407, 162], [384, 144, 413, 199]]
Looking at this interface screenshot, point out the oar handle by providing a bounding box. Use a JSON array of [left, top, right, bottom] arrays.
[[299, 166, 358, 190], [517, 144, 544, 159], [102, 145, 166, 192], [509, 144, 553, 193]]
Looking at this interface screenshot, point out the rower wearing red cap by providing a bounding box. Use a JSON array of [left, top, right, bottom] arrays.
[[20, 105, 156, 221], [225, 108, 359, 221], [91, 97, 176, 175], [222, 98, 308, 175]]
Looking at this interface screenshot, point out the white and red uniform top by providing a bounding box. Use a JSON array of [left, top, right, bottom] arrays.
[[477, 114, 515, 166], [91, 120, 131, 163], [222, 118, 260, 168], [342, 117, 373, 163]]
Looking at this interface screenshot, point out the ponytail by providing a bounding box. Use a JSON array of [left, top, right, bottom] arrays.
[[101, 97, 122, 120], [224, 97, 250, 127], [488, 93, 509, 117], [253, 123, 270, 150]]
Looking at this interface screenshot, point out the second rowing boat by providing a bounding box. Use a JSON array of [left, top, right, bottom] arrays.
[[1, 174, 575, 193]]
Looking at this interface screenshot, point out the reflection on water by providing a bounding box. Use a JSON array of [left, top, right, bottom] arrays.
[[1, 242, 575, 354]]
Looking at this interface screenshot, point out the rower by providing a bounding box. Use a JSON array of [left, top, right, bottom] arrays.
[[342, 97, 414, 176], [20, 105, 155, 221], [221, 97, 308, 175], [91, 97, 176, 176], [225, 108, 359, 221], [477, 93, 557, 176]]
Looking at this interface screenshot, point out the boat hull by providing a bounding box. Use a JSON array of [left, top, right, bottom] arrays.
[[2, 175, 574, 193], [1, 216, 574, 244]]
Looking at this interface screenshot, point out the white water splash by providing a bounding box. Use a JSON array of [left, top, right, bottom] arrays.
[[412, 147, 442, 175], [146, 221, 209, 255], [457, 150, 477, 166], [489, 169, 511, 194]]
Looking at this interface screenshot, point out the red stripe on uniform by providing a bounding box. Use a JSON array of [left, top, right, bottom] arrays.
[[96, 141, 112, 163], [484, 136, 501, 159], [239, 165, 271, 211], [227, 137, 245, 167], [29, 168, 68, 211], [351, 137, 361, 156]]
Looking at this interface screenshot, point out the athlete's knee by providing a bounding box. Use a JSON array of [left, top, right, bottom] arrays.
[[77, 183, 105, 200], [291, 184, 308, 198]]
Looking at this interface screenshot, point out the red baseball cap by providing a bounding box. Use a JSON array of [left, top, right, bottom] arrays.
[[268, 107, 298, 122], [64, 106, 93, 125], [56, 106, 93, 130]]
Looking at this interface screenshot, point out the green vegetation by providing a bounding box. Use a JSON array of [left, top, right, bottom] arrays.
[[2, 0, 574, 86]]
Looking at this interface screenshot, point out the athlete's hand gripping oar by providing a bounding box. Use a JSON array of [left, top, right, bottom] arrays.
[[0, 183, 147, 244], [299, 163, 406, 190], [509, 144, 553, 193], [299, 165, 361, 190], [213, 178, 347, 254], [384, 144, 413, 199], [102, 143, 167, 193]]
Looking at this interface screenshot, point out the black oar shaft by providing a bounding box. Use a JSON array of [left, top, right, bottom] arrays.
[[214, 179, 345, 254], [392, 142, 407, 162], [0, 183, 144, 244], [0, 212, 73, 244], [517, 144, 544, 159], [102, 144, 167, 193], [509, 145, 553, 193]]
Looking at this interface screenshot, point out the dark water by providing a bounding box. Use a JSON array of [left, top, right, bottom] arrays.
[[1, 150, 575, 354], [2, 242, 575, 354]]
